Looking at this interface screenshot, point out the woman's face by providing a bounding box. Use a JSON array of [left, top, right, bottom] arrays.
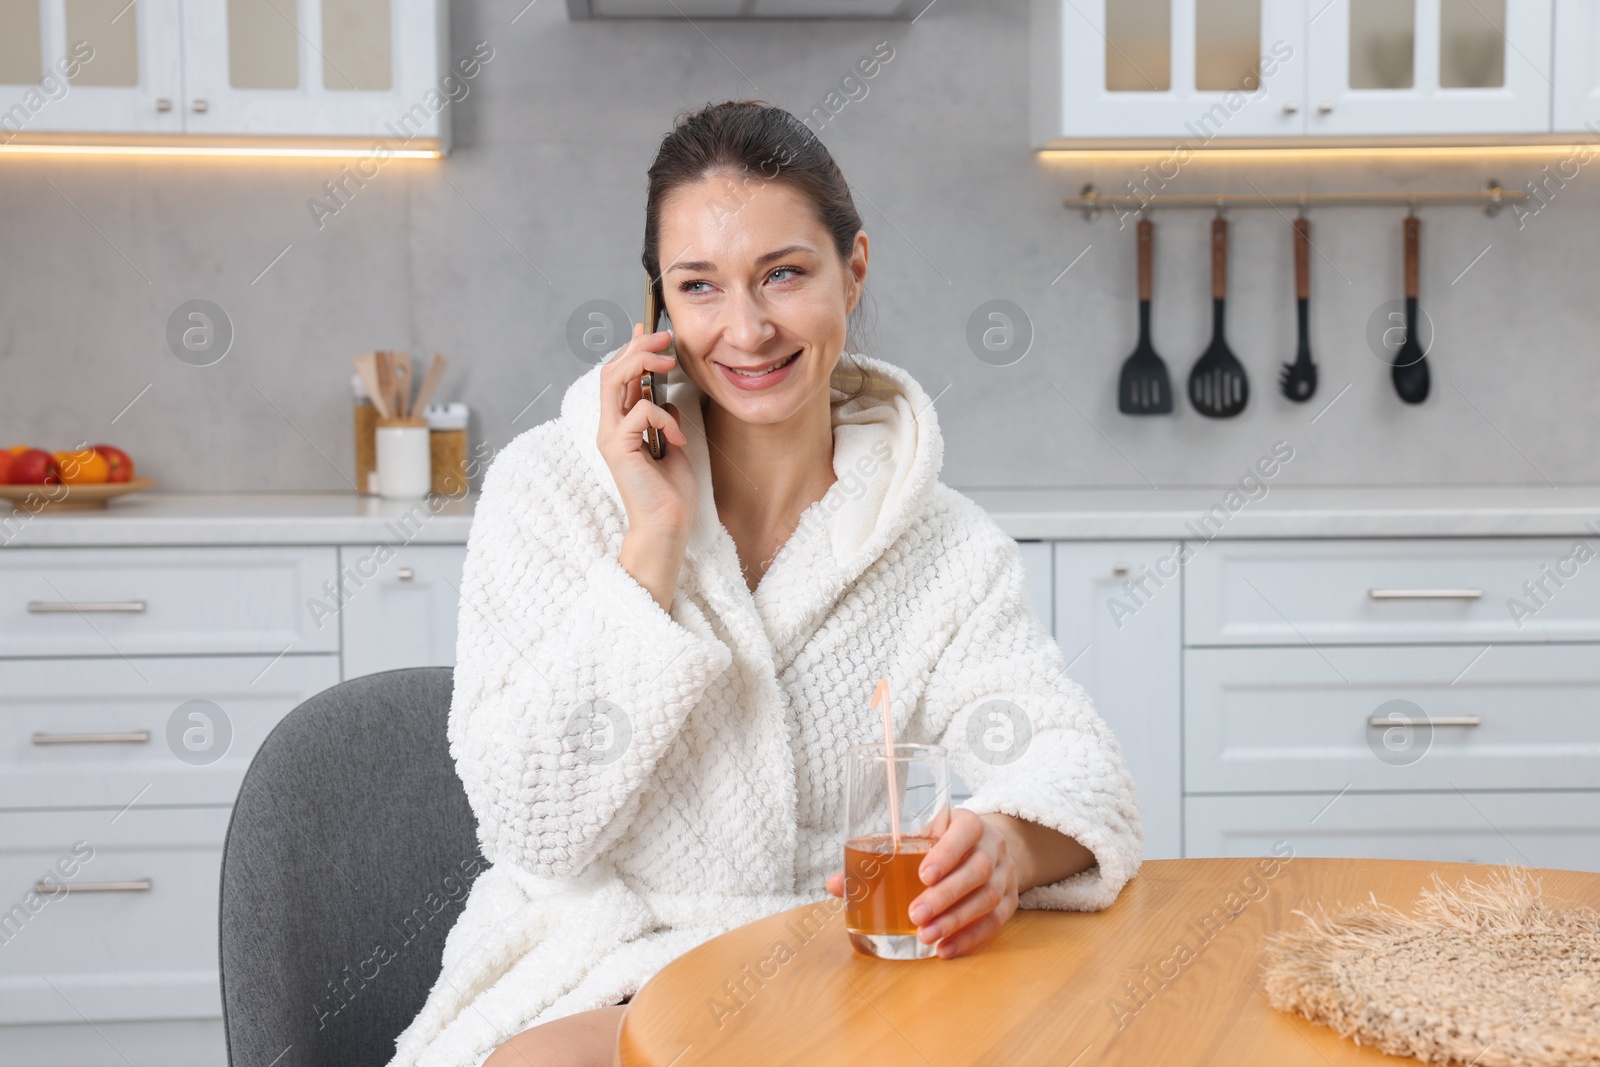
[[656, 171, 867, 426]]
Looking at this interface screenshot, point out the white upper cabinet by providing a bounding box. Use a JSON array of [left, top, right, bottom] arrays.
[[1553, 0, 1600, 129], [0, 0, 184, 135], [0, 0, 448, 145], [183, 0, 448, 139], [1033, 0, 1560, 145], [1032, 0, 1306, 142], [1305, 0, 1552, 136]]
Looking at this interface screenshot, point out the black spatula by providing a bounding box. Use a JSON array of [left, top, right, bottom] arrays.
[[1279, 217, 1318, 402], [1392, 215, 1430, 404], [1119, 218, 1173, 414], [1188, 217, 1248, 418]]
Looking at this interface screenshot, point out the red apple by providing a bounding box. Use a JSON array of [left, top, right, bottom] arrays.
[[91, 444, 135, 483], [0, 451, 11, 484], [9, 449, 61, 485]]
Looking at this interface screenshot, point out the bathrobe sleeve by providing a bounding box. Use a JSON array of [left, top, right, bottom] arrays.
[[922, 518, 1144, 912], [447, 433, 733, 879]]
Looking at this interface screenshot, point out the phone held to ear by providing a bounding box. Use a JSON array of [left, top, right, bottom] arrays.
[[641, 273, 675, 461]]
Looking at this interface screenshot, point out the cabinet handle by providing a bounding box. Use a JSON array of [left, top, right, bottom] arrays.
[[1317, 100, 1334, 114], [396, 567, 415, 581], [1367, 715, 1481, 728], [156, 98, 172, 112], [1111, 563, 1129, 577], [32, 730, 151, 745], [33, 879, 152, 895], [1282, 101, 1300, 114], [1368, 588, 1482, 600], [28, 600, 146, 613], [192, 99, 209, 113]]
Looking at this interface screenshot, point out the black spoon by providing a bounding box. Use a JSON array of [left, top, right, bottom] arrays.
[[1119, 218, 1173, 414], [1188, 217, 1248, 418], [1279, 217, 1318, 402], [1392, 215, 1430, 404]]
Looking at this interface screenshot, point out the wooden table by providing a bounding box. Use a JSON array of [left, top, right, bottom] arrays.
[[616, 857, 1600, 1066]]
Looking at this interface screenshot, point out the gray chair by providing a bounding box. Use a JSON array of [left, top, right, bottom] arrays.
[[219, 667, 486, 1067]]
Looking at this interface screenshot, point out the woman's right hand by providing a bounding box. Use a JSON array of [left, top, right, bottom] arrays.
[[598, 323, 697, 610]]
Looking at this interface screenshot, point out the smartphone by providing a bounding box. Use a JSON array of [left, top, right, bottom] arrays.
[[641, 273, 675, 460]]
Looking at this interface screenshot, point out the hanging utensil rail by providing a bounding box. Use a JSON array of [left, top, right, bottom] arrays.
[[1067, 180, 1525, 220]]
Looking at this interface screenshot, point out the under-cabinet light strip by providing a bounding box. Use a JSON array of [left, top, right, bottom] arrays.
[[0, 143, 442, 159]]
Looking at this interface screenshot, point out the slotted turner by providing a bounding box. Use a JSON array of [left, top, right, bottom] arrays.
[[1279, 217, 1319, 402], [1119, 218, 1173, 415], [1188, 217, 1249, 418]]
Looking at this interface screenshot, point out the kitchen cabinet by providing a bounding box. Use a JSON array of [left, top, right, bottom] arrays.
[[1031, 0, 1305, 143], [1052, 542, 1183, 860], [340, 543, 466, 679], [1304, 0, 1552, 137], [1553, 0, 1600, 129], [0, 0, 449, 145], [1032, 0, 1558, 145]]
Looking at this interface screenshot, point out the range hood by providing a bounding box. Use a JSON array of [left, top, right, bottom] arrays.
[[567, 0, 921, 17]]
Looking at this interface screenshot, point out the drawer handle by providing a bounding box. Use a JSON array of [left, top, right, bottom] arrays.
[[28, 600, 147, 613], [33, 879, 152, 895], [32, 731, 152, 745], [1367, 715, 1482, 728], [1368, 588, 1483, 600], [397, 567, 415, 581]]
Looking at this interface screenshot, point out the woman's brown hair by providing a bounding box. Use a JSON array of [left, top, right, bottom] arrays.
[[641, 100, 874, 405]]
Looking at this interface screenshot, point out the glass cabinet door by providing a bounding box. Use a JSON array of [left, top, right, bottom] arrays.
[[1034, 0, 1306, 143], [181, 0, 445, 141], [1305, 0, 1553, 135], [0, 0, 183, 138]]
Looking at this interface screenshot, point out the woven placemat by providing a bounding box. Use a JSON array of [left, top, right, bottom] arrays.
[[1259, 866, 1600, 1067]]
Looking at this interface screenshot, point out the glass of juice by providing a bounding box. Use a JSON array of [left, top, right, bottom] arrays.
[[842, 742, 951, 960]]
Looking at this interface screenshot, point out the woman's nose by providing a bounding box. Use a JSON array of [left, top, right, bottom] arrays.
[[722, 290, 777, 351]]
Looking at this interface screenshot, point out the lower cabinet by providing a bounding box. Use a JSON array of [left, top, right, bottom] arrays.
[[339, 544, 467, 681], [1051, 542, 1183, 860]]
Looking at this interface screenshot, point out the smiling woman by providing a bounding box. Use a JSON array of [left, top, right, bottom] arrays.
[[385, 102, 1140, 1067]]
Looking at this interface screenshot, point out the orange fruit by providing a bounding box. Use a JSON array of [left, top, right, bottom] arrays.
[[54, 449, 110, 485], [8, 445, 29, 455]]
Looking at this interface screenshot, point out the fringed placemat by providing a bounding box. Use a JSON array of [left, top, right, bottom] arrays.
[[1260, 866, 1600, 1067]]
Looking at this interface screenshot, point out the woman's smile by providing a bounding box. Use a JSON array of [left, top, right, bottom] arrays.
[[715, 348, 802, 390]]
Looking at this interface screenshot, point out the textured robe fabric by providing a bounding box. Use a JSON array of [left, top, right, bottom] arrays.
[[387, 353, 1144, 1067]]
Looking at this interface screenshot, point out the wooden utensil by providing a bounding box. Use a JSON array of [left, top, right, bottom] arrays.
[[411, 352, 448, 415], [1188, 217, 1249, 418], [375, 351, 394, 419], [1392, 215, 1430, 404], [1279, 218, 1319, 402], [1118, 218, 1174, 415], [353, 352, 391, 419], [394, 351, 413, 418]]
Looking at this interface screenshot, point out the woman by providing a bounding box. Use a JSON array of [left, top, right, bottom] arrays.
[[389, 101, 1142, 1067]]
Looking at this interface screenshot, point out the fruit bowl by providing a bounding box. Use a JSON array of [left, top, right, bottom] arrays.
[[0, 477, 156, 511]]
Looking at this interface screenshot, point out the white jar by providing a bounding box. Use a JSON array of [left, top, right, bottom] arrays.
[[375, 417, 431, 499]]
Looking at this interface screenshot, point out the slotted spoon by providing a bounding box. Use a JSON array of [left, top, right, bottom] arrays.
[[1188, 217, 1249, 418]]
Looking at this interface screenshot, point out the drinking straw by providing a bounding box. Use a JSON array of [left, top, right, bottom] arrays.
[[871, 677, 901, 854]]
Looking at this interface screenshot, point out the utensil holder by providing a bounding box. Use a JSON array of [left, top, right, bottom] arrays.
[[375, 417, 430, 499]]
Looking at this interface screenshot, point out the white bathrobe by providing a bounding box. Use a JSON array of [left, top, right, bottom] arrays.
[[387, 353, 1144, 1067]]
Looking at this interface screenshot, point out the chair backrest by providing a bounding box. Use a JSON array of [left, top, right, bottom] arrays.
[[219, 667, 485, 1067]]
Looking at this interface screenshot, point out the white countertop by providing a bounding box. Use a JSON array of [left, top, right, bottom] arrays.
[[1, 493, 475, 547], [3, 487, 1599, 547]]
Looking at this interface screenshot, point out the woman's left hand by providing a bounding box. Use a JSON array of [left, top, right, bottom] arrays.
[[824, 809, 1022, 959]]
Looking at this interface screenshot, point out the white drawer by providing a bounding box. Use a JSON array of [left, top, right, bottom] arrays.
[[0, 547, 338, 657], [0, 654, 340, 809], [1185, 792, 1600, 874], [1185, 645, 1600, 794], [1185, 538, 1600, 646], [0, 808, 229, 1025]]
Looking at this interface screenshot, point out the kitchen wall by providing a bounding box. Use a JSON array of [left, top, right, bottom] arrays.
[[1, 0, 1596, 493]]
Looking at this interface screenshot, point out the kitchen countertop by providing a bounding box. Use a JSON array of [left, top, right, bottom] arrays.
[[2, 487, 1599, 548]]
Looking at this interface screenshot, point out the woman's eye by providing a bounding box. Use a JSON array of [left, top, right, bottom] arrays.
[[679, 280, 711, 294], [769, 266, 804, 283]]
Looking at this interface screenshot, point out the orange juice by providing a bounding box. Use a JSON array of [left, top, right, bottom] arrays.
[[843, 834, 934, 936]]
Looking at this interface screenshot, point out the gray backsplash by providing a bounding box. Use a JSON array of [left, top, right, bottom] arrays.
[[1, 0, 1595, 493]]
